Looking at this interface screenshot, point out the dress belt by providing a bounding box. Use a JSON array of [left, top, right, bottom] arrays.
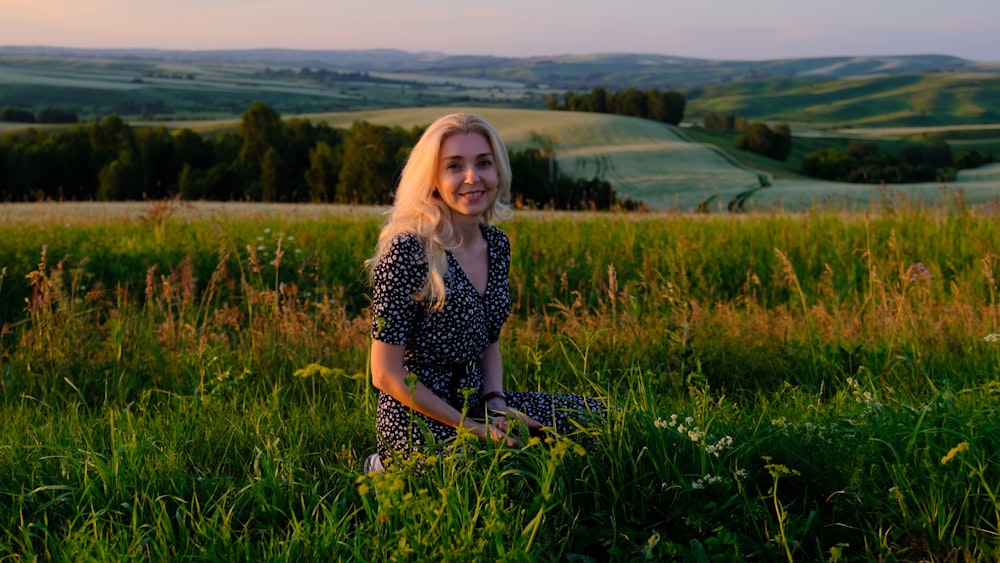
[[409, 358, 481, 409]]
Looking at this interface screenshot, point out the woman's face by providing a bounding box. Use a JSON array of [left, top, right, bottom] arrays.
[[436, 132, 499, 219]]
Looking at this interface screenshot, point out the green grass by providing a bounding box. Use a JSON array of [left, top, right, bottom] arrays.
[[1, 201, 1000, 560]]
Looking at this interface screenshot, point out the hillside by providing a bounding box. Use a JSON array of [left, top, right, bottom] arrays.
[[2, 48, 999, 211], [683, 72, 1000, 128], [2, 48, 999, 129]]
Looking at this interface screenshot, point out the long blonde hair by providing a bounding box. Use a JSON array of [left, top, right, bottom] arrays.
[[366, 113, 512, 310]]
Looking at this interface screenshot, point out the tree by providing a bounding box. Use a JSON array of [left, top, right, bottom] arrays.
[[703, 113, 746, 131], [97, 149, 142, 200], [900, 141, 952, 169], [337, 121, 407, 204], [647, 89, 686, 125], [135, 126, 178, 199], [37, 106, 78, 124], [590, 87, 611, 113], [305, 141, 341, 202], [90, 114, 136, 166], [175, 129, 214, 171], [769, 123, 792, 162], [259, 147, 283, 202], [802, 148, 854, 181], [509, 148, 555, 207], [237, 102, 286, 200], [544, 93, 561, 111], [615, 87, 647, 118], [0, 106, 35, 123]]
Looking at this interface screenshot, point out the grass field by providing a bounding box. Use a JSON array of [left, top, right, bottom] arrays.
[[1, 200, 999, 561], [0, 54, 544, 120]]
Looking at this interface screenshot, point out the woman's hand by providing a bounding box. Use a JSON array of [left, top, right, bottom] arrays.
[[464, 419, 522, 447], [485, 396, 543, 433]]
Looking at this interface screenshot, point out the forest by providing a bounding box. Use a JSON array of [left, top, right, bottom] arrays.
[[0, 102, 636, 210]]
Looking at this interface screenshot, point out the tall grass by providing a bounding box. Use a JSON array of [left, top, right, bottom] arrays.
[[1, 198, 999, 560]]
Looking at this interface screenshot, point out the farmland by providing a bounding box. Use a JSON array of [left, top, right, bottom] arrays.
[[3, 49, 1000, 211]]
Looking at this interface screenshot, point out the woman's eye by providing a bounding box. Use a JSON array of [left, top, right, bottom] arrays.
[[478, 159, 494, 168]]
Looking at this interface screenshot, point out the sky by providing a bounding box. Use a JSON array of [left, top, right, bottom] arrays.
[[1, 0, 999, 62]]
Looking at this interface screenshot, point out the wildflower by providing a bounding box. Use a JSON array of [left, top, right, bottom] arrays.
[[692, 474, 724, 490], [686, 427, 704, 442], [705, 435, 734, 457], [905, 262, 933, 283], [940, 441, 969, 465], [985, 333, 1000, 342]]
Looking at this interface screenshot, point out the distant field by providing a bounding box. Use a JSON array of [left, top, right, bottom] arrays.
[[0, 54, 544, 120]]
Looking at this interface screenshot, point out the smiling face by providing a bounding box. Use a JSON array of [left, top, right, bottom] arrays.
[[436, 132, 499, 220]]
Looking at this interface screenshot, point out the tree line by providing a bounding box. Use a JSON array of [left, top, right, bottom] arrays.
[[0, 105, 79, 124], [0, 102, 637, 210], [704, 112, 994, 183], [802, 140, 994, 184], [545, 87, 686, 125]]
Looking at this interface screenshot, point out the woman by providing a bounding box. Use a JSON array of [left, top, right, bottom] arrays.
[[365, 112, 605, 471]]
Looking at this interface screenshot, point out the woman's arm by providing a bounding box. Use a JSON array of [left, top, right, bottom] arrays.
[[479, 342, 541, 430], [371, 340, 514, 443]]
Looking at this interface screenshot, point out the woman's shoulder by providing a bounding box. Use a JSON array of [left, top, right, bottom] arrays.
[[481, 223, 509, 246], [384, 232, 427, 263]]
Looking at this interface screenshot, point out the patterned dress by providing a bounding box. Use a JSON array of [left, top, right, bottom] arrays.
[[370, 223, 605, 462]]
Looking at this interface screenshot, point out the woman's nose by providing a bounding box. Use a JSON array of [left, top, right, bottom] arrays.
[[464, 166, 477, 184]]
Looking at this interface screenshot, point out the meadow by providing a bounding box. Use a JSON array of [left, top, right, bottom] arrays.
[[0, 198, 998, 561]]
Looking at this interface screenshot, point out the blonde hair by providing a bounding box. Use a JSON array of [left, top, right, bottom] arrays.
[[366, 113, 512, 310]]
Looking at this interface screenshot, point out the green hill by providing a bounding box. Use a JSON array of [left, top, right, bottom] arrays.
[[684, 73, 1000, 128]]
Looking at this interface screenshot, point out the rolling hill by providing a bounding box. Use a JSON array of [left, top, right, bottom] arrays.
[[2, 48, 999, 210]]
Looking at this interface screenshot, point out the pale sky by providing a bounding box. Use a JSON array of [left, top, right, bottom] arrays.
[[1, 0, 998, 61]]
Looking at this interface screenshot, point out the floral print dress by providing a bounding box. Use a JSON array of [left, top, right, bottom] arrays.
[[370, 223, 605, 462]]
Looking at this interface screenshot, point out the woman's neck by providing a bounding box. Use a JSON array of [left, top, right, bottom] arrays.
[[448, 214, 484, 248]]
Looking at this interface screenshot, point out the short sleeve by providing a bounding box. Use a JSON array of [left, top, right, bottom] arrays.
[[369, 234, 428, 345]]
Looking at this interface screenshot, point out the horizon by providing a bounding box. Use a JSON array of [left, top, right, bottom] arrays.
[[1, 0, 998, 63], [0, 44, 989, 65]]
